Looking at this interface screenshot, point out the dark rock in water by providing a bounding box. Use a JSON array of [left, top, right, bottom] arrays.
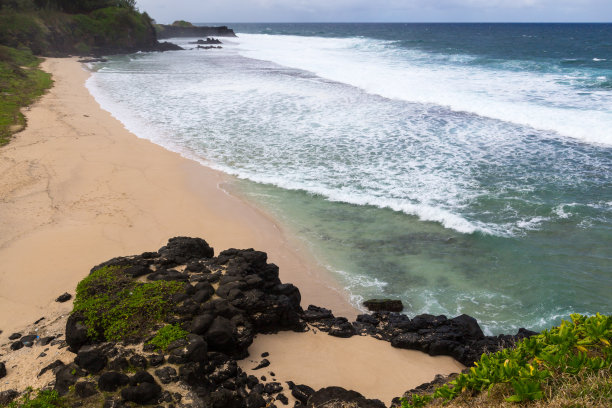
[[155, 41, 184, 52], [121, 382, 162, 404], [306, 386, 385, 408], [8, 333, 21, 340], [75, 381, 98, 398], [252, 358, 270, 370], [363, 299, 404, 312], [77, 58, 109, 63], [10, 341, 23, 351], [0, 362, 6, 379], [189, 37, 223, 45], [56, 292, 72, 302], [0, 390, 19, 406], [98, 371, 130, 392], [292, 384, 315, 404], [75, 346, 108, 374]]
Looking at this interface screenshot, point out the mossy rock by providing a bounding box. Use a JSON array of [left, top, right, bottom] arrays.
[[72, 266, 185, 342]]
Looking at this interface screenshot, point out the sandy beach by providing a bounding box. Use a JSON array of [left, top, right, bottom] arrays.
[[0, 57, 356, 336], [0, 57, 464, 398]]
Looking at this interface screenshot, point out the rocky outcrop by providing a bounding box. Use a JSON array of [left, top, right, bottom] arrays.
[[304, 306, 536, 367], [156, 25, 237, 39], [189, 38, 223, 45], [363, 299, 404, 312], [41, 237, 536, 407]]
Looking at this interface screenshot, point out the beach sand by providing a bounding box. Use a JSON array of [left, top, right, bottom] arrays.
[[0, 57, 464, 397]]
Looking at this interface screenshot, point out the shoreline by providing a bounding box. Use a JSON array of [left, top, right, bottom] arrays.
[[0, 58, 470, 402], [0, 57, 357, 339]]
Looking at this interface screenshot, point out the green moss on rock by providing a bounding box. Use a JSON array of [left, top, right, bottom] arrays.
[[147, 323, 189, 351], [73, 266, 184, 342]]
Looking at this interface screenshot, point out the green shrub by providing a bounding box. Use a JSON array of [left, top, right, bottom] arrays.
[[0, 45, 52, 146], [147, 324, 189, 351], [402, 313, 612, 407], [6, 388, 65, 408], [72, 266, 185, 342]]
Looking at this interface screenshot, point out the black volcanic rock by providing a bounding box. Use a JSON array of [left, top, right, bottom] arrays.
[[0, 362, 6, 379], [0, 390, 19, 406], [56, 292, 72, 302], [307, 386, 385, 408], [292, 384, 315, 404], [363, 298, 404, 312], [51, 237, 535, 407]]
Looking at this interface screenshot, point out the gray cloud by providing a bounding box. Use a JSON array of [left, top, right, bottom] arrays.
[[137, 0, 612, 23]]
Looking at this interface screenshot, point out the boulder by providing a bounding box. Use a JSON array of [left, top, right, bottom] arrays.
[[75, 381, 98, 398], [75, 346, 107, 373], [206, 316, 236, 349], [158, 236, 214, 263], [121, 382, 162, 404], [0, 362, 6, 379], [0, 390, 19, 406], [55, 292, 72, 303], [292, 384, 315, 404], [306, 386, 385, 408], [65, 314, 89, 351], [363, 299, 404, 312], [98, 371, 130, 392], [155, 366, 178, 384]]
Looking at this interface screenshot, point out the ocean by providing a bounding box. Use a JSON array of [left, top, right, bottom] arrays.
[[85, 23, 612, 335]]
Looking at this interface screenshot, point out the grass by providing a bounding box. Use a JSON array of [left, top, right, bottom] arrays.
[[72, 266, 185, 342], [401, 313, 612, 408], [5, 388, 65, 408], [0, 45, 52, 146], [147, 323, 189, 351]]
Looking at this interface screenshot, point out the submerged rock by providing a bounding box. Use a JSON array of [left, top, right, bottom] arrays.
[[363, 298, 404, 312]]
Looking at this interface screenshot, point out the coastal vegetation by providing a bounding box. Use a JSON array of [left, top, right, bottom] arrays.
[[0, 45, 51, 145], [0, 0, 158, 56], [5, 388, 65, 408], [72, 265, 184, 342], [401, 313, 611, 408]]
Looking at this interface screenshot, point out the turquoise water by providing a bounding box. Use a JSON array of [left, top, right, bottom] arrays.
[[86, 24, 611, 334]]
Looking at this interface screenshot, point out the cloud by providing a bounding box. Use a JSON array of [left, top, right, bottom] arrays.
[[136, 0, 612, 23]]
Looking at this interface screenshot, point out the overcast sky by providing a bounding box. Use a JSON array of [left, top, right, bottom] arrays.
[[136, 0, 612, 24]]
